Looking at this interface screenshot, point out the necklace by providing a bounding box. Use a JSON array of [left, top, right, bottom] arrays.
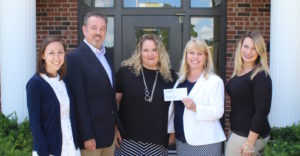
[[141, 68, 158, 103]]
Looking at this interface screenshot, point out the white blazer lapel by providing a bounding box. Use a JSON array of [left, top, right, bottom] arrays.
[[188, 72, 205, 99]]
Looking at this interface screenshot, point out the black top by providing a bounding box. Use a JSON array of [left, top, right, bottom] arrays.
[[226, 71, 272, 138], [116, 66, 176, 147], [174, 79, 196, 143]]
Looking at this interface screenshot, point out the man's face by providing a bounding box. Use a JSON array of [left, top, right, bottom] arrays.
[[82, 16, 107, 49]]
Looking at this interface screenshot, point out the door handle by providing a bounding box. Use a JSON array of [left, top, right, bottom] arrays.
[[174, 12, 186, 24], [174, 12, 185, 32]]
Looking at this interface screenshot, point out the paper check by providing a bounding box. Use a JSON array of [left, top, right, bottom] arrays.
[[163, 88, 187, 101]]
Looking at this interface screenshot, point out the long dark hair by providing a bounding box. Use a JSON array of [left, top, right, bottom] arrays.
[[37, 36, 66, 80]]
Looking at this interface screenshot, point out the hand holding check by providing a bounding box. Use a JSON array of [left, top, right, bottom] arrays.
[[163, 88, 187, 101], [164, 88, 196, 112]]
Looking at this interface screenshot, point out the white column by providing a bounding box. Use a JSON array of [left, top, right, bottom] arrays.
[[0, 0, 36, 122], [269, 0, 300, 127]]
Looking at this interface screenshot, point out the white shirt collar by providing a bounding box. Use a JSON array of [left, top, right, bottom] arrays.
[[83, 39, 106, 55]]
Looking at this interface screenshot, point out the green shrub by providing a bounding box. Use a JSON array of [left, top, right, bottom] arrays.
[[0, 113, 32, 156], [264, 123, 300, 156]]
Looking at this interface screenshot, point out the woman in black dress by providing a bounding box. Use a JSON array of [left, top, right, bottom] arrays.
[[114, 34, 176, 156], [225, 31, 272, 156]]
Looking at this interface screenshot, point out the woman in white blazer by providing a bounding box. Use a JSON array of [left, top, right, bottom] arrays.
[[168, 38, 225, 156]]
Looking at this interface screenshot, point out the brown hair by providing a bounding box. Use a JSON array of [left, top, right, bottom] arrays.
[[37, 36, 66, 80], [83, 11, 107, 26]]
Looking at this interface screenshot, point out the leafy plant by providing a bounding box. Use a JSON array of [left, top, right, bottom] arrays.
[[264, 123, 300, 156], [0, 113, 32, 156]]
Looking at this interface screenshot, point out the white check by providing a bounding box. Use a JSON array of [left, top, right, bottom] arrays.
[[163, 88, 187, 101]]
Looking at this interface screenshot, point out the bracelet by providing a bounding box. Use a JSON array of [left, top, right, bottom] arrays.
[[243, 143, 256, 153]]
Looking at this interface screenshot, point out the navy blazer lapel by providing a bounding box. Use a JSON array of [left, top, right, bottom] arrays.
[[104, 50, 113, 71], [80, 42, 113, 88], [35, 74, 60, 108], [104, 50, 115, 88]]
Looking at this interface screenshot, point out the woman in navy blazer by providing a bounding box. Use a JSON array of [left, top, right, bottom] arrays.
[[26, 36, 80, 156]]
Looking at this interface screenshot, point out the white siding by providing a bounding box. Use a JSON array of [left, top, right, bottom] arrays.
[[269, 0, 300, 127], [0, 0, 36, 122]]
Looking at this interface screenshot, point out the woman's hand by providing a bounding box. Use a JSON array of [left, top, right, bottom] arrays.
[[181, 97, 196, 112], [240, 142, 255, 156], [240, 131, 258, 156], [114, 126, 122, 148]]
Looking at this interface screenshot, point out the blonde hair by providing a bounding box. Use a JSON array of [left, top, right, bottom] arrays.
[[232, 31, 270, 80], [178, 38, 214, 83], [121, 34, 173, 82]]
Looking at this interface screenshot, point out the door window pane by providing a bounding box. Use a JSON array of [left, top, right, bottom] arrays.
[[136, 28, 169, 49], [124, 0, 180, 8], [190, 17, 221, 74], [191, 0, 221, 8], [83, 0, 92, 6], [191, 18, 214, 41], [95, 0, 114, 7], [103, 17, 114, 48]]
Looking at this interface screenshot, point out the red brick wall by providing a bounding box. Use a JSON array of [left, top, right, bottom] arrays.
[[36, 0, 78, 52], [2, 1, 271, 135], [225, 0, 270, 136]]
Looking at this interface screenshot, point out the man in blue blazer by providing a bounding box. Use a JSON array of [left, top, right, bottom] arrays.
[[65, 11, 120, 156]]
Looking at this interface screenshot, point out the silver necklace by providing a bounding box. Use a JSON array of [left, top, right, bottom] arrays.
[[141, 68, 158, 103]]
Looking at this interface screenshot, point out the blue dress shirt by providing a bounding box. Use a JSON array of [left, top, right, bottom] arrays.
[[84, 39, 113, 87]]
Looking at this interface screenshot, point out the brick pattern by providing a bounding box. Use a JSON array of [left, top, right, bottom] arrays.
[[36, 0, 78, 53], [1, 1, 271, 137], [225, 0, 271, 136]]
